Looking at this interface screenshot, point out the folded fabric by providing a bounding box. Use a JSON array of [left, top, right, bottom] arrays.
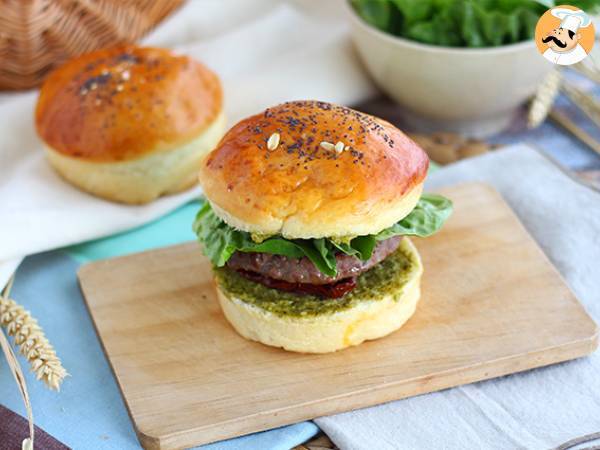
[[0, 404, 69, 450], [0, 0, 374, 288], [316, 144, 600, 450]]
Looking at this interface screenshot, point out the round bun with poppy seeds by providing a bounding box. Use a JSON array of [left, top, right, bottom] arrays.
[[35, 45, 225, 204], [199, 100, 428, 239]]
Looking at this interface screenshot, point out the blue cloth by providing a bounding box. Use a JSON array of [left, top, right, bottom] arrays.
[[0, 201, 319, 449]]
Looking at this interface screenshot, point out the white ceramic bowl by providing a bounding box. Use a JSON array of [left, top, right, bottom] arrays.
[[345, 2, 554, 137]]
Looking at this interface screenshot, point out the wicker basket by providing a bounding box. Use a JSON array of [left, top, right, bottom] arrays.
[[0, 0, 183, 90]]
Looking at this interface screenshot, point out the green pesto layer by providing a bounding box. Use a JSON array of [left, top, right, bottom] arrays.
[[213, 239, 420, 318]]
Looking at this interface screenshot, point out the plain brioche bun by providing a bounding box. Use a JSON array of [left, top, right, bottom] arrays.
[[215, 238, 423, 353], [36, 45, 224, 204], [200, 100, 428, 239]]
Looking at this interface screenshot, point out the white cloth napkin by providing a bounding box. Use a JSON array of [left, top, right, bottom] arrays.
[[316, 144, 600, 450], [0, 0, 375, 288]]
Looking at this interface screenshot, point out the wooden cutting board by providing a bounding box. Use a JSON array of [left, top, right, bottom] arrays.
[[78, 182, 598, 450]]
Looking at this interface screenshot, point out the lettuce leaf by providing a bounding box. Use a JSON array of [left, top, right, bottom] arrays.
[[374, 193, 453, 240], [193, 202, 340, 276], [193, 194, 452, 277]]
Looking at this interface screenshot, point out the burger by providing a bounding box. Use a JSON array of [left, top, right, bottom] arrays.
[[193, 100, 452, 353]]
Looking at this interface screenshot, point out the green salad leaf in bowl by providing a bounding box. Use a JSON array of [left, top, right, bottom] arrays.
[[350, 0, 600, 47]]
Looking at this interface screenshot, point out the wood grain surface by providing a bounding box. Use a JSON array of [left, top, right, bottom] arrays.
[[78, 182, 598, 450]]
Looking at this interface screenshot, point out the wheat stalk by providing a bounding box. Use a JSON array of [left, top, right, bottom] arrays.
[[573, 61, 600, 84], [0, 277, 68, 390], [0, 277, 34, 448], [550, 109, 600, 157], [562, 81, 600, 129]]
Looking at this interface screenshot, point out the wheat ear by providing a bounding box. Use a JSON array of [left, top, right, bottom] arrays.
[[528, 69, 563, 128], [0, 277, 68, 390]]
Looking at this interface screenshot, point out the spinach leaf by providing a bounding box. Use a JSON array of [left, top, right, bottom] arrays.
[[350, 0, 600, 48], [193, 194, 452, 276], [350, 0, 393, 30], [374, 193, 453, 240], [193, 202, 338, 276]]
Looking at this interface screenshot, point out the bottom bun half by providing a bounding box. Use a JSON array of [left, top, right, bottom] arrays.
[[214, 237, 423, 354]]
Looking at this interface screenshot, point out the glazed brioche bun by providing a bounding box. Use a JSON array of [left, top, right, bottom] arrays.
[[215, 238, 423, 353], [36, 45, 225, 204], [200, 100, 428, 239]]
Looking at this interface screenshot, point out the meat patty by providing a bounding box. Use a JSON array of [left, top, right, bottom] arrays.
[[226, 236, 402, 285], [236, 269, 357, 298]]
